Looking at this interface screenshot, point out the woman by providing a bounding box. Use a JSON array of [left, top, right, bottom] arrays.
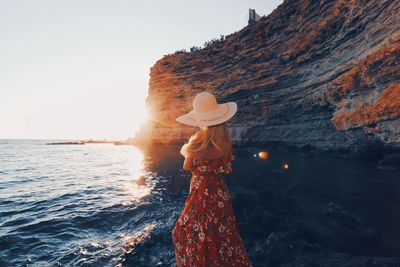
[[172, 91, 252, 266]]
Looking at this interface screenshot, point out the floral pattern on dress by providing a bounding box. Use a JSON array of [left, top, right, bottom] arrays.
[[172, 154, 252, 267]]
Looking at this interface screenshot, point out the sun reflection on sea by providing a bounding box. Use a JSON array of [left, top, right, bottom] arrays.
[[109, 145, 153, 205], [120, 223, 157, 254]]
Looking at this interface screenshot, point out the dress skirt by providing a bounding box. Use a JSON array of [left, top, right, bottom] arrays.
[[172, 156, 252, 266]]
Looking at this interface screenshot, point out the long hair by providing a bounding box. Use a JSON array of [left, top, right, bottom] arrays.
[[180, 122, 233, 160]]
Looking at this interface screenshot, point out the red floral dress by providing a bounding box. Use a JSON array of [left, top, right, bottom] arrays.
[[172, 154, 252, 266]]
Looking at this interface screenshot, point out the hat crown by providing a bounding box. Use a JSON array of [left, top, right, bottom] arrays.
[[193, 92, 218, 112]]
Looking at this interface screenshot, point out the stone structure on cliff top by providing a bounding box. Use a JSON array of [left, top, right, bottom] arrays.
[[136, 0, 400, 151]]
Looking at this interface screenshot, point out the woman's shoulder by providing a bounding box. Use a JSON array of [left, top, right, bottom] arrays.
[[190, 153, 234, 174], [192, 157, 222, 165], [193, 152, 234, 163], [191, 153, 234, 168]]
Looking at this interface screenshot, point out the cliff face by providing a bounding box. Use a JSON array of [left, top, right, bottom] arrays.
[[137, 0, 400, 151]]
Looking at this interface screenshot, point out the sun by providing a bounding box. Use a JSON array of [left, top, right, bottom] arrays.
[[130, 104, 151, 136]]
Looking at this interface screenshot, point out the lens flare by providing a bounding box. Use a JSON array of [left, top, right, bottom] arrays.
[[258, 151, 269, 159], [283, 163, 289, 169]]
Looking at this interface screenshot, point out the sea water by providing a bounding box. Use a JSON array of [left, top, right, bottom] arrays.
[[1, 140, 399, 266]]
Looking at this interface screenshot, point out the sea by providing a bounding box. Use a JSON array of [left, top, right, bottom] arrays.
[[1, 139, 400, 266]]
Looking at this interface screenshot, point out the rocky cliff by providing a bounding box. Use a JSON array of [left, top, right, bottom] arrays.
[[136, 0, 400, 152]]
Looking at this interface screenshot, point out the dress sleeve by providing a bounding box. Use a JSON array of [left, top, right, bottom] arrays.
[[183, 157, 194, 170]]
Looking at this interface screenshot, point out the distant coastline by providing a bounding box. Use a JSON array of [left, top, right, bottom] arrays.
[[46, 139, 136, 146]]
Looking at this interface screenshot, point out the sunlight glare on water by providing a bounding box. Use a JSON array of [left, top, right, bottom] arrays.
[[108, 145, 153, 204]]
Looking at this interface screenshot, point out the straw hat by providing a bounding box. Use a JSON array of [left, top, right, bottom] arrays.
[[176, 91, 237, 127]]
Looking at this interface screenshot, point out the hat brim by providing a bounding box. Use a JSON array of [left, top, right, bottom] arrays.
[[176, 102, 237, 127]]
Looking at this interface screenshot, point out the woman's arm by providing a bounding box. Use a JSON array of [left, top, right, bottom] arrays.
[[183, 157, 193, 171]]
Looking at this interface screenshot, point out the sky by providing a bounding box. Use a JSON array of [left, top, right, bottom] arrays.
[[0, 0, 283, 140]]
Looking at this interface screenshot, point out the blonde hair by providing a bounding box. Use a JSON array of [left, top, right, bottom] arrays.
[[180, 122, 233, 160]]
